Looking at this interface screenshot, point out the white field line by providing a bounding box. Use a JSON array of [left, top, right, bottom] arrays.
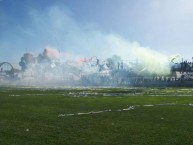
[[189, 104, 193, 106], [9, 94, 21, 96], [123, 106, 135, 111], [143, 105, 154, 107], [58, 103, 193, 117], [58, 107, 134, 117], [9, 94, 52, 96]]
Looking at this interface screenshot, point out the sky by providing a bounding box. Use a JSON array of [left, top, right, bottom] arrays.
[[1, 0, 193, 63]]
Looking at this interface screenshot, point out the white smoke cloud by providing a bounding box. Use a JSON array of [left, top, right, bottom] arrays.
[[27, 5, 172, 74], [1, 5, 173, 75]]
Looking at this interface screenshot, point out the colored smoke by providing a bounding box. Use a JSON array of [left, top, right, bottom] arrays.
[[43, 47, 59, 59], [2, 5, 179, 86]]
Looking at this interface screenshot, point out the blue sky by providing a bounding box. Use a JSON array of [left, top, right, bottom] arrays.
[[1, 0, 193, 62]]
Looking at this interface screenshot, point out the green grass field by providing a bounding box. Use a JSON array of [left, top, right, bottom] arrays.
[[1, 87, 193, 145]]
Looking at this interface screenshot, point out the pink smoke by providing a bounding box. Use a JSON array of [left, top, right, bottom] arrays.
[[79, 56, 97, 63], [43, 47, 59, 59]]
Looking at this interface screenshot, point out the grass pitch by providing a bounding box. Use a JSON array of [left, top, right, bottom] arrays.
[[1, 87, 193, 145]]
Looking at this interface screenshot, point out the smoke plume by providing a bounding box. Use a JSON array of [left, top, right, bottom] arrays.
[[43, 47, 59, 59], [22, 5, 171, 75], [2, 5, 175, 86]]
